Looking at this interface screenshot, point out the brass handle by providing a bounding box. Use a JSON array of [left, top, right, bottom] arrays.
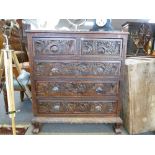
[[95, 105, 102, 112]]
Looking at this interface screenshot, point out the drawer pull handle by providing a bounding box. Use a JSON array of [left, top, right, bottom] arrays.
[[96, 87, 103, 94], [53, 105, 60, 111], [95, 105, 102, 112], [52, 86, 59, 92], [97, 67, 104, 73], [51, 68, 59, 73]]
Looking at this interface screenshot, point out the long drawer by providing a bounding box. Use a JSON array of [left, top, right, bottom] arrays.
[[36, 99, 117, 116], [35, 80, 119, 97], [33, 60, 121, 77]]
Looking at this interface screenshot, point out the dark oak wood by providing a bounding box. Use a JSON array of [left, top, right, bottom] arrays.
[[27, 31, 128, 134]]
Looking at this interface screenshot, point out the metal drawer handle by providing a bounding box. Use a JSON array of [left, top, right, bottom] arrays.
[[52, 86, 59, 92], [53, 105, 60, 111], [95, 105, 102, 112], [96, 87, 103, 94], [97, 67, 104, 73], [51, 67, 59, 73]]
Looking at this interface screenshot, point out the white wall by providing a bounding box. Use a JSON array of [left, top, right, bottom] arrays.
[[24, 19, 150, 31]]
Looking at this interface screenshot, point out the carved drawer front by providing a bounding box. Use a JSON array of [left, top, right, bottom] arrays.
[[33, 38, 76, 55], [81, 39, 122, 56], [34, 61, 121, 77], [37, 100, 117, 115], [35, 81, 118, 97]]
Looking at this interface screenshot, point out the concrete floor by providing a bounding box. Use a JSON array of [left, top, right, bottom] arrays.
[[0, 92, 153, 135]]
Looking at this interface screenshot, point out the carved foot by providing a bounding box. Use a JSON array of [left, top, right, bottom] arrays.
[[32, 122, 41, 134], [113, 123, 122, 134]]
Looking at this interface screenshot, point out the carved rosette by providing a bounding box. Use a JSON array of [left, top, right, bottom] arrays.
[[34, 62, 120, 76], [36, 82, 118, 97], [81, 39, 121, 55], [34, 39, 76, 55], [37, 101, 116, 114]]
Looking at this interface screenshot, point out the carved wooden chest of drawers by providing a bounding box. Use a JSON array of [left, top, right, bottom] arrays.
[[27, 31, 128, 134]]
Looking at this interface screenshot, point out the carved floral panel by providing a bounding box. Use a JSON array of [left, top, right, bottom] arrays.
[[33, 38, 76, 55], [34, 61, 121, 76], [37, 100, 116, 114], [35, 81, 118, 97], [81, 39, 122, 56]]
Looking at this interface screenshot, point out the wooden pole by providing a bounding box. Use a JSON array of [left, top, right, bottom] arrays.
[[2, 48, 16, 135], [12, 51, 21, 74], [0, 50, 4, 81]]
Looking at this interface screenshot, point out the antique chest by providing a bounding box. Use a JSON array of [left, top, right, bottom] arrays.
[[26, 31, 128, 133]]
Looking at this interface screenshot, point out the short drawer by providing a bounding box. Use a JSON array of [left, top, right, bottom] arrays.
[[37, 100, 117, 115], [33, 38, 76, 56], [34, 60, 121, 77], [81, 39, 122, 56], [35, 80, 119, 97]]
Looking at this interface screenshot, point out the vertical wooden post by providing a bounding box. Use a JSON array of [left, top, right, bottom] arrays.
[[12, 51, 21, 74], [0, 51, 4, 81], [3, 48, 16, 135]]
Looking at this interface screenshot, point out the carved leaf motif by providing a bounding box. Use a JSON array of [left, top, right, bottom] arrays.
[[35, 40, 46, 54], [82, 40, 93, 54], [38, 102, 50, 113], [76, 84, 87, 94], [63, 103, 75, 112], [38, 101, 116, 114], [76, 103, 91, 112], [36, 82, 118, 97], [50, 45, 59, 53], [82, 39, 121, 55], [34, 62, 120, 76], [34, 39, 76, 55]]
